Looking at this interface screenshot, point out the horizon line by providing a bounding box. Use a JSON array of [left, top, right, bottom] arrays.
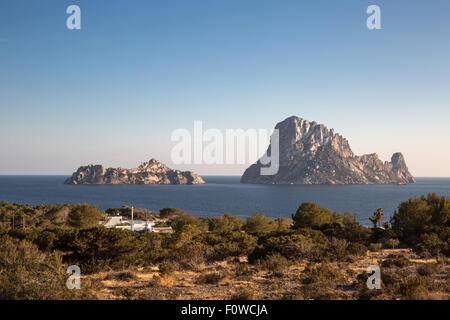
[[0, 174, 449, 179]]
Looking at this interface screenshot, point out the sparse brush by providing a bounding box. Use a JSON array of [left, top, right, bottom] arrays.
[[261, 253, 291, 277], [282, 288, 304, 300], [436, 255, 449, 265], [196, 272, 226, 285], [105, 271, 137, 281], [230, 286, 257, 300], [381, 257, 411, 268], [369, 243, 383, 252], [234, 263, 252, 278], [149, 274, 175, 288], [113, 287, 137, 300], [385, 238, 400, 249], [300, 262, 344, 300], [400, 276, 428, 300], [417, 263, 439, 276], [159, 261, 176, 276]]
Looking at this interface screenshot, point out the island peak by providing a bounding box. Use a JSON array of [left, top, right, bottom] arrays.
[[241, 116, 416, 185]]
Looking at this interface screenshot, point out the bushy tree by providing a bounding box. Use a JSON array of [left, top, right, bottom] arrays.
[[67, 204, 104, 228], [386, 238, 400, 249], [169, 213, 208, 233], [292, 202, 333, 229], [390, 194, 450, 249], [196, 231, 257, 261], [248, 233, 328, 263], [207, 213, 245, 233], [56, 227, 145, 273], [159, 207, 187, 219], [243, 213, 276, 234], [273, 217, 292, 232], [0, 235, 72, 299], [414, 233, 447, 257]]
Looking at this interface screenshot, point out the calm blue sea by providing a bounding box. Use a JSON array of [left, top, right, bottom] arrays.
[[0, 176, 449, 225]]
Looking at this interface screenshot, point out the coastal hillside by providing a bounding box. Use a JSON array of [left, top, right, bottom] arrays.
[[241, 116, 416, 185], [65, 159, 205, 185], [0, 194, 448, 300]]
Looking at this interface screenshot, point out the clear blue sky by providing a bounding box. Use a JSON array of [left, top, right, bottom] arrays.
[[1, 0, 449, 176]]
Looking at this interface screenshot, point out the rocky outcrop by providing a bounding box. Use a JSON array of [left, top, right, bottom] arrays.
[[241, 116, 416, 185], [65, 159, 205, 185]]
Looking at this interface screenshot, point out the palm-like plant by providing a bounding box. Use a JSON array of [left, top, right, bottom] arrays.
[[369, 208, 384, 228]]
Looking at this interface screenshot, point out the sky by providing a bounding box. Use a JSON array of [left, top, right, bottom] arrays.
[[0, 0, 449, 176]]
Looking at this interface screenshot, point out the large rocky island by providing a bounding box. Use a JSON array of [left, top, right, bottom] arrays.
[[65, 159, 205, 185], [241, 116, 416, 185]]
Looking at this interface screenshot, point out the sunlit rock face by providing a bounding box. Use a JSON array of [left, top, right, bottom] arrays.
[[241, 116, 416, 185], [65, 159, 205, 185]]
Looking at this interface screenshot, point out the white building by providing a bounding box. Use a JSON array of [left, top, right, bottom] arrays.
[[102, 216, 156, 232]]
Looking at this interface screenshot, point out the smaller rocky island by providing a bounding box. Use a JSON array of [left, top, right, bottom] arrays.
[[65, 159, 205, 185]]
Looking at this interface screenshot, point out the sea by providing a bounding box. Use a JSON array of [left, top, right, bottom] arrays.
[[0, 176, 449, 225]]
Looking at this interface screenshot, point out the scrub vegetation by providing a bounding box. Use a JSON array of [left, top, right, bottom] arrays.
[[0, 193, 448, 300]]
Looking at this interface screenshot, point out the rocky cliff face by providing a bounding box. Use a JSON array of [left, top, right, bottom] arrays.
[[241, 116, 416, 185], [65, 159, 205, 185]]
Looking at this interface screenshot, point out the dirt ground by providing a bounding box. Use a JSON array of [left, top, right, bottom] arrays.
[[83, 248, 449, 300]]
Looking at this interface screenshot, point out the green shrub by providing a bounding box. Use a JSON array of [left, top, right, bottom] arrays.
[[67, 204, 104, 228], [0, 235, 72, 300], [114, 287, 137, 300], [261, 253, 291, 277], [414, 233, 447, 257], [417, 263, 439, 276], [243, 213, 277, 234], [282, 288, 304, 300], [346, 242, 367, 257], [197, 231, 257, 261], [196, 272, 225, 284], [105, 271, 137, 281], [158, 261, 175, 276], [234, 263, 252, 278], [273, 217, 293, 232], [369, 243, 383, 252], [386, 238, 400, 249], [381, 257, 411, 269], [230, 287, 257, 300], [400, 276, 428, 300], [248, 233, 327, 263], [169, 214, 208, 233], [301, 262, 343, 299], [207, 213, 245, 233], [169, 244, 205, 271], [55, 227, 146, 273], [292, 202, 333, 229], [355, 271, 388, 300], [437, 254, 449, 265], [159, 207, 187, 219], [35, 230, 57, 251], [369, 208, 384, 228], [390, 194, 450, 246], [380, 268, 407, 294], [329, 237, 349, 260]]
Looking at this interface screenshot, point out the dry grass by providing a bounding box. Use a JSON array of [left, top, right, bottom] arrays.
[[83, 248, 449, 300]]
